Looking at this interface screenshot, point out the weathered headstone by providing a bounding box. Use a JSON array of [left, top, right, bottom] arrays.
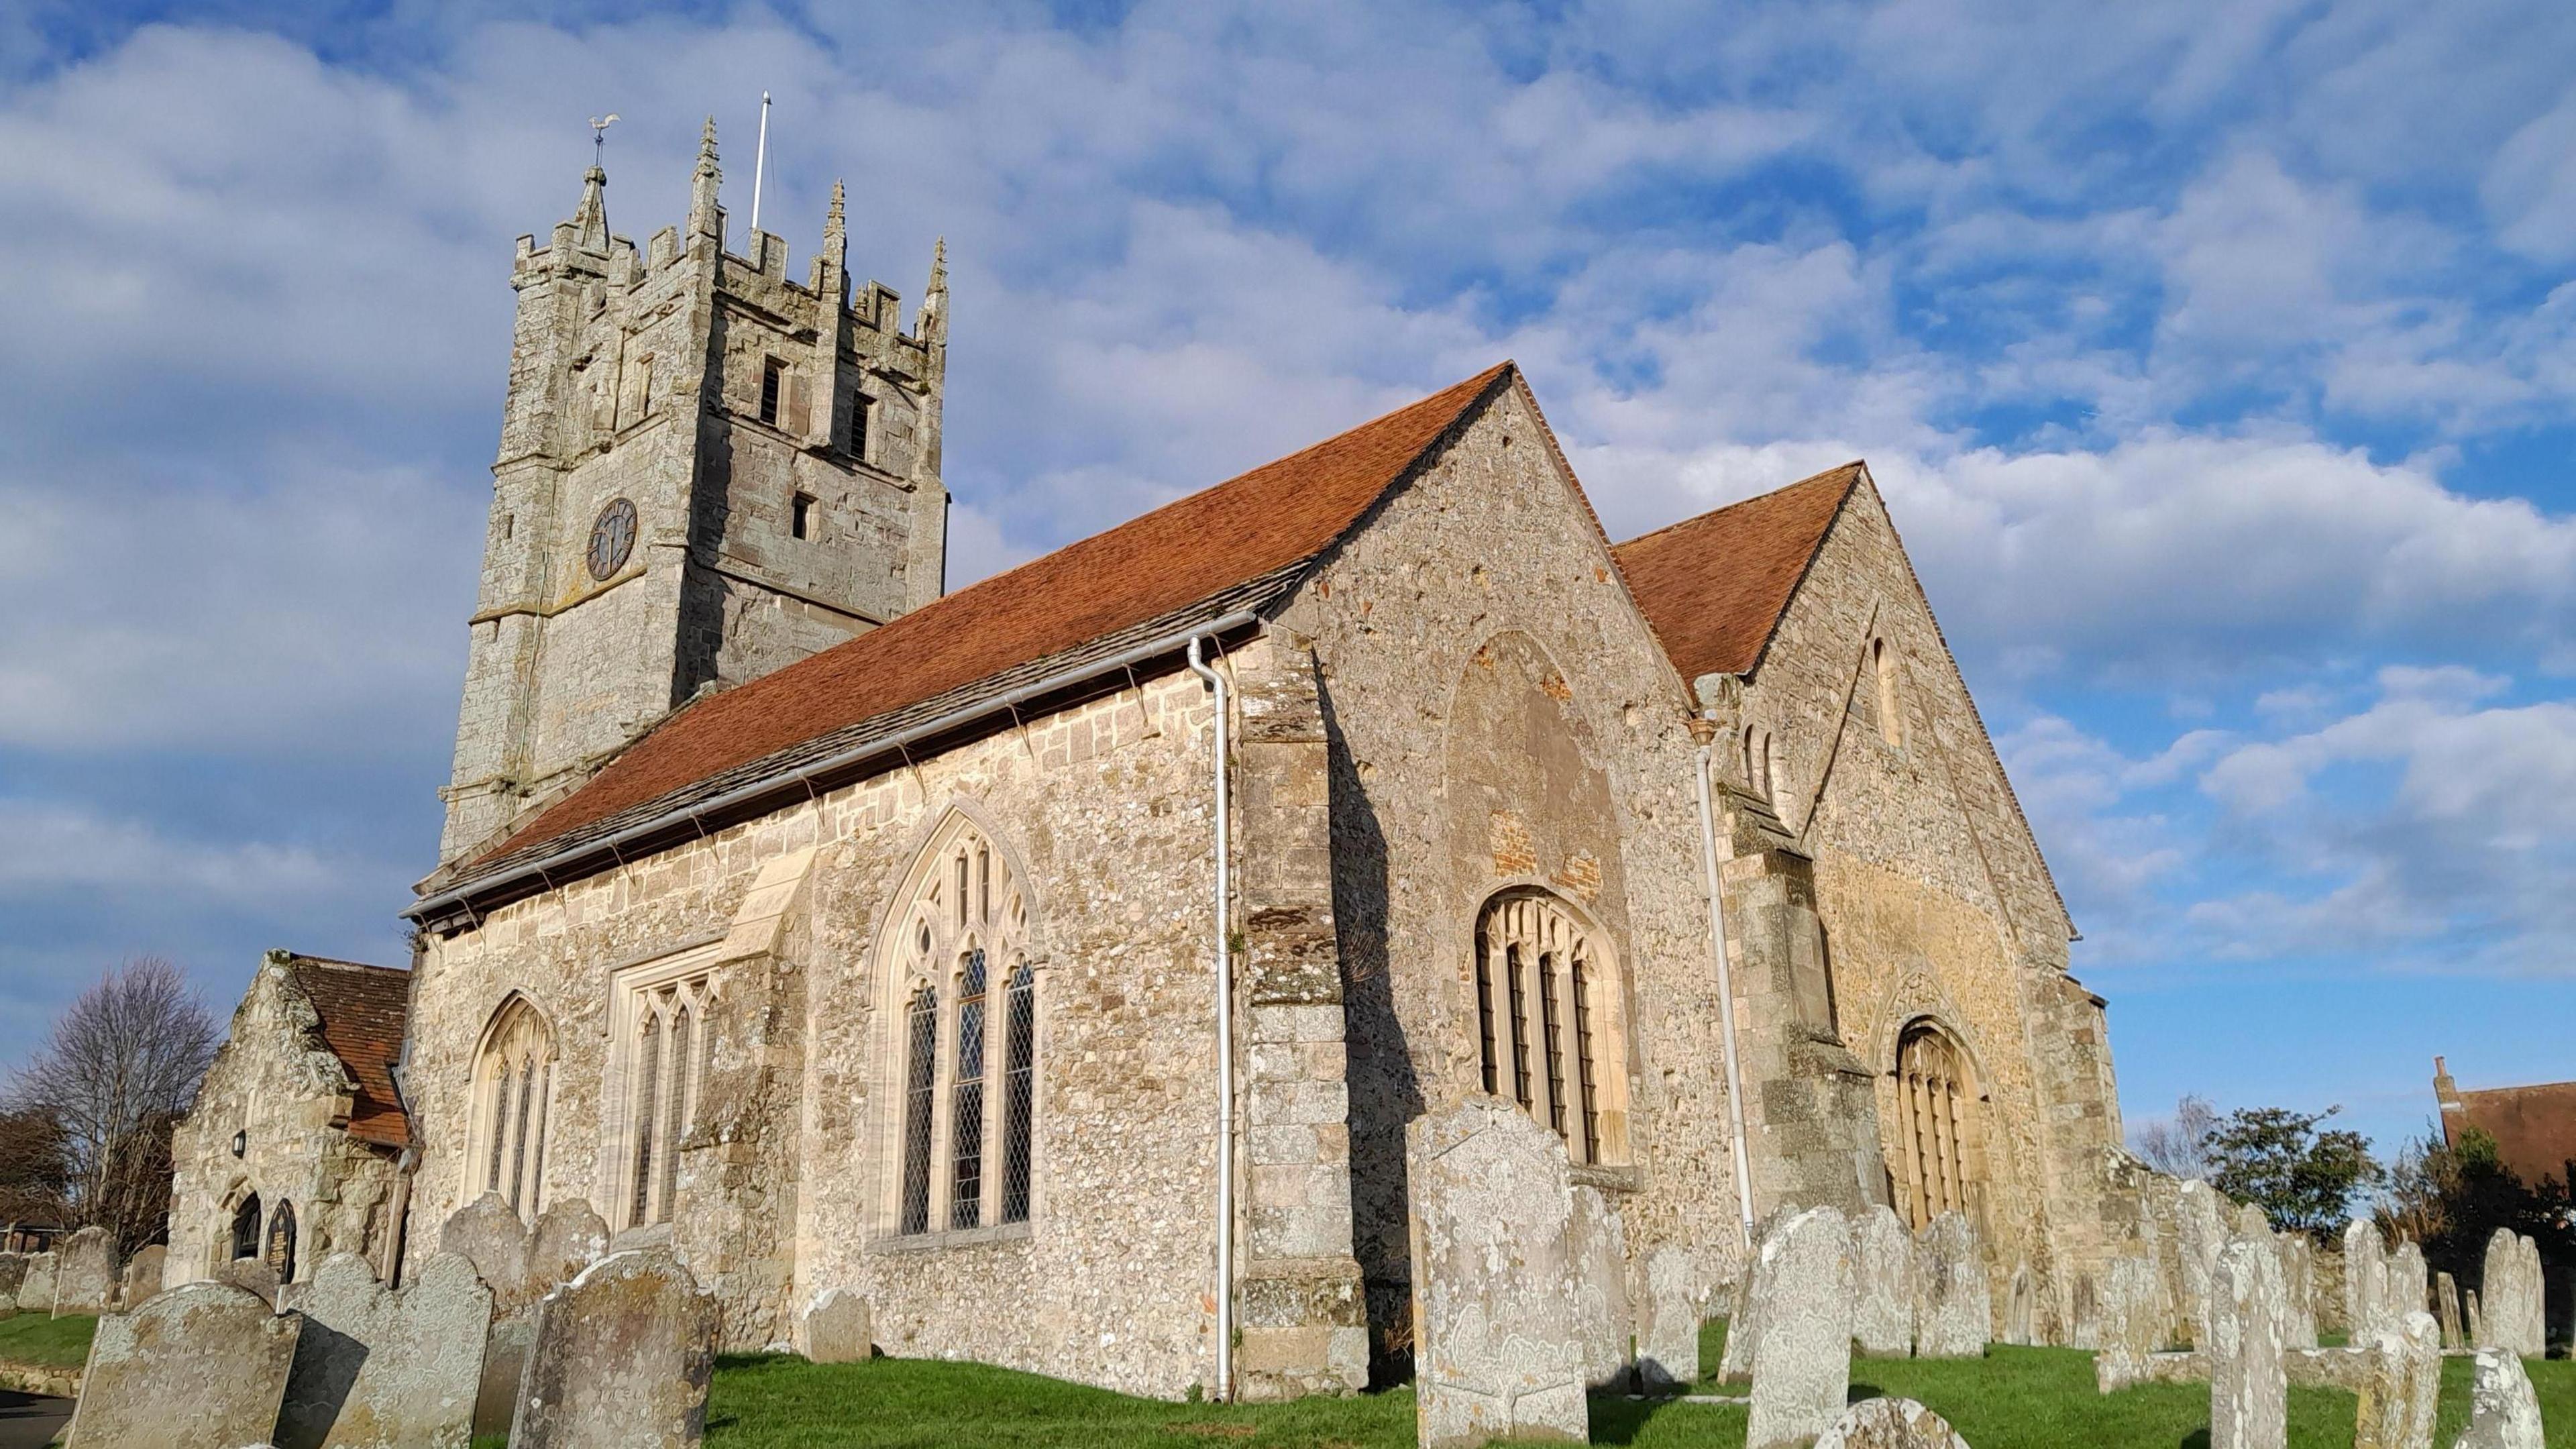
[[2355, 1311, 2442, 1449], [118, 1244, 165, 1307], [221, 1254, 282, 1305], [2514, 1234, 2546, 1358], [2178, 1181, 2229, 1344], [2234, 1201, 2271, 1242], [528, 1200, 612, 1295], [2280, 1233, 2318, 1350], [2450, 1346, 2544, 1449], [804, 1287, 872, 1365], [2387, 1241, 2429, 1322], [2094, 1254, 2169, 1393], [1852, 1205, 1914, 1358], [1813, 1396, 1973, 1449], [442, 1193, 533, 1311], [2476, 1229, 2540, 1358], [274, 1252, 493, 1449], [14, 1251, 56, 1313], [511, 1249, 719, 1449], [1404, 1097, 1587, 1448], [1747, 1206, 1854, 1449], [2345, 1219, 2390, 1337], [2004, 1262, 2035, 1346], [1564, 1186, 1631, 1388], [1717, 1258, 1758, 1382], [64, 1280, 302, 1448], [0, 1252, 25, 1307], [2208, 1237, 2287, 1449], [2467, 1290, 2484, 1350], [2438, 1273, 2465, 1352], [1636, 1246, 1701, 1390], [1911, 1212, 1989, 1360], [49, 1226, 115, 1316]]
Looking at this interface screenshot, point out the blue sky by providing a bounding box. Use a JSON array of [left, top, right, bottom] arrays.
[[4, 0, 2574, 1161]]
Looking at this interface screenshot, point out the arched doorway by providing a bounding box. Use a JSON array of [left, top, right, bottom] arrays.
[[1894, 1019, 1982, 1229]]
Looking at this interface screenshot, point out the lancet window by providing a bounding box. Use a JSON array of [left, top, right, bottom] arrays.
[[1896, 1020, 1981, 1230], [229, 1192, 262, 1262], [264, 1199, 297, 1283], [618, 968, 716, 1230], [1472, 890, 1629, 1167], [466, 998, 557, 1220], [890, 820, 1038, 1238]]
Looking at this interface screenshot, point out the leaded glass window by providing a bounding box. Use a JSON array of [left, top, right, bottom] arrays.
[[1472, 891, 1630, 1167]]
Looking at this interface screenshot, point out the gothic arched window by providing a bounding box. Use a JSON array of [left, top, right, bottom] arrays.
[[230, 1193, 262, 1262], [1472, 890, 1630, 1167], [1896, 1020, 1982, 1230], [887, 816, 1038, 1237], [467, 998, 557, 1220], [265, 1199, 298, 1283], [618, 969, 716, 1230]]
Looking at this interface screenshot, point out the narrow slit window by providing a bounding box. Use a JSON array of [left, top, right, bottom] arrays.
[[486, 1062, 513, 1195], [1571, 957, 1599, 1165], [1539, 951, 1566, 1141], [791, 492, 814, 539], [659, 1005, 692, 1220], [629, 1009, 663, 1228], [1505, 943, 1532, 1110], [849, 394, 869, 458], [1000, 963, 1036, 1224], [231, 1194, 262, 1261], [1474, 943, 1499, 1095], [951, 951, 989, 1230], [759, 358, 785, 425], [900, 986, 938, 1235]]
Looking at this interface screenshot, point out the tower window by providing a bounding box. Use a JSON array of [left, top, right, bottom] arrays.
[[792, 493, 815, 540], [759, 358, 785, 425], [849, 395, 869, 460]]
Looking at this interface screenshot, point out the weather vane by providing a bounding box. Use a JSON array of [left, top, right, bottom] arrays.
[[589, 113, 621, 166]]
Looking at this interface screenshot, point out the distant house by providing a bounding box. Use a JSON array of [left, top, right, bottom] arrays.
[[1, 1222, 64, 1254], [2434, 1055, 2576, 1189]]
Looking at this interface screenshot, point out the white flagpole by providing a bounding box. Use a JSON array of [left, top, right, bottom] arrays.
[[749, 91, 771, 235]]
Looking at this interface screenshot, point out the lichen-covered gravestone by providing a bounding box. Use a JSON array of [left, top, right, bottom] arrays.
[[1746, 1206, 1854, 1449], [1852, 1205, 1915, 1358], [511, 1248, 720, 1449], [0, 1252, 25, 1308], [2234, 1202, 2271, 1242], [1635, 1246, 1700, 1390], [2475, 1230, 2534, 1357], [2346, 1219, 2391, 1338], [2094, 1254, 2168, 1393], [2003, 1263, 2035, 1346], [15, 1252, 56, 1313], [1813, 1396, 1973, 1449], [64, 1280, 302, 1449], [50, 1226, 115, 1316], [118, 1244, 165, 1308], [2208, 1237, 2287, 1449], [2451, 1346, 2544, 1449], [274, 1252, 493, 1449], [2355, 1311, 2441, 1449], [2178, 1181, 2228, 1344], [804, 1287, 872, 1365], [2279, 1233, 2317, 1350], [1911, 1213, 1989, 1360], [527, 1200, 612, 1294], [1716, 1258, 1759, 1383], [1564, 1185, 1631, 1388], [1405, 1097, 1587, 1448], [2387, 1242, 2429, 1322], [2438, 1273, 2465, 1352]]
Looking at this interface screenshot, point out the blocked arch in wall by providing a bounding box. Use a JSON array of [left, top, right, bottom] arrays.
[[867, 805, 1049, 1244], [1468, 886, 1633, 1168]]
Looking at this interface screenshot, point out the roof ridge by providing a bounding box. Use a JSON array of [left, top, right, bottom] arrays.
[[1613, 460, 1864, 551]]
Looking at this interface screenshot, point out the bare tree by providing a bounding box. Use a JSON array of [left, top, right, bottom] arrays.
[[2132, 1093, 2220, 1180], [5, 957, 219, 1255]]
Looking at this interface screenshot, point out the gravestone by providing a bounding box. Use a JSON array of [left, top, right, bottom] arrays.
[[1717, 1259, 1759, 1382], [1911, 1212, 1989, 1360], [2388, 1242, 2429, 1322], [15, 1252, 56, 1313], [1813, 1396, 1973, 1449], [2178, 1181, 2228, 1344], [274, 1252, 492, 1449], [2208, 1237, 2287, 1449], [64, 1280, 301, 1448], [442, 1193, 533, 1310], [1851, 1206, 1914, 1358], [2280, 1233, 2318, 1350], [1746, 1206, 1854, 1449], [118, 1244, 165, 1307], [220, 1254, 282, 1305], [2004, 1263, 2035, 1346], [804, 1287, 872, 1365], [50, 1227, 115, 1316], [2512, 1234, 2546, 1357], [2451, 1347, 2544, 1449], [511, 1249, 720, 1449], [1564, 1186, 1631, 1388], [2234, 1202, 2271, 1241], [2438, 1273, 2465, 1352], [0, 1252, 24, 1307], [2095, 1254, 2168, 1393], [1635, 1246, 1700, 1390], [2477, 1230, 2539, 1357], [1404, 1097, 1587, 1448], [528, 1200, 612, 1296], [2468, 1291, 2484, 1350], [2346, 1219, 2390, 1337], [446, 1193, 609, 1438], [2355, 1311, 2442, 1449]]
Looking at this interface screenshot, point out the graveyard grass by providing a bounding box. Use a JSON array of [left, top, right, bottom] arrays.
[[656, 1319, 2576, 1448], [0, 1309, 93, 1370]]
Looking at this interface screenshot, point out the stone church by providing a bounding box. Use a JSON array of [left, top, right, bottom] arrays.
[[169, 123, 2140, 1401]]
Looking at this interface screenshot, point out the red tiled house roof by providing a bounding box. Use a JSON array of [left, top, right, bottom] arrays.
[[1609, 462, 1861, 682], [282, 955, 412, 1148], [2438, 1059, 2576, 1188]]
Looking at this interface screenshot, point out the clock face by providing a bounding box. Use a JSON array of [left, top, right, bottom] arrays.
[[586, 497, 638, 581]]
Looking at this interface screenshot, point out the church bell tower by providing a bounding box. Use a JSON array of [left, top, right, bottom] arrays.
[[438, 119, 950, 865]]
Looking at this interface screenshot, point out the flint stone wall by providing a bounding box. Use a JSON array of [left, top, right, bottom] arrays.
[[274, 1252, 492, 1449], [511, 1248, 720, 1449], [64, 1280, 301, 1449], [1405, 1097, 1587, 1448]]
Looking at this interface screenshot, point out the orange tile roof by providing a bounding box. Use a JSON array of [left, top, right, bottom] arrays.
[[284, 955, 411, 1148], [1609, 463, 1862, 684], [466, 362, 1518, 877], [2443, 1078, 2576, 1189]]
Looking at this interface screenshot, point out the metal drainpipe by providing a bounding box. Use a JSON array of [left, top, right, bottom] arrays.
[[1695, 727, 1758, 1247], [1185, 637, 1236, 1402]]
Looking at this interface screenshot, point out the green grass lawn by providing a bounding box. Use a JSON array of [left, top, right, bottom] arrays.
[[0, 1309, 94, 1371], [678, 1319, 2576, 1449]]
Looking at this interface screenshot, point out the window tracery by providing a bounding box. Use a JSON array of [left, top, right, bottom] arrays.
[[1896, 1020, 1982, 1229], [1472, 890, 1629, 1167], [888, 817, 1038, 1237], [616, 969, 716, 1230], [467, 998, 557, 1220]]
